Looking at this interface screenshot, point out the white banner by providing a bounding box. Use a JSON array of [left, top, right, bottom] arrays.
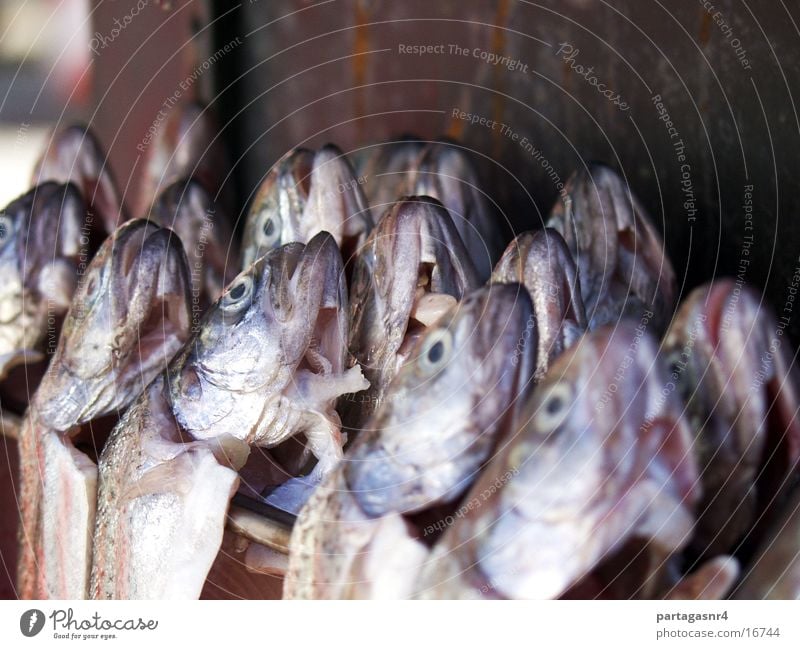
[[0, 600, 796, 648]]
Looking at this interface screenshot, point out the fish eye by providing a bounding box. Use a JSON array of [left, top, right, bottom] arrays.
[[0, 213, 13, 241], [418, 329, 453, 374], [221, 275, 254, 311], [258, 208, 281, 247], [533, 381, 573, 434]]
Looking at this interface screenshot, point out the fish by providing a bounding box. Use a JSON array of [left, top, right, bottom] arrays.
[[240, 145, 373, 269], [733, 484, 800, 599], [415, 322, 700, 599], [150, 178, 238, 309], [547, 163, 676, 332], [285, 283, 538, 598], [409, 141, 504, 281], [355, 137, 425, 215], [0, 182, 86, 381], [17, 219, 191, 598], [356, 138, 503, 281], [662, 280, 800, 562], [341, 196, 480, 433], [90, 232, 368, 599], [31, 125, 126, 234], [492, 228, 587, 380], [139, 101, 233, 218]]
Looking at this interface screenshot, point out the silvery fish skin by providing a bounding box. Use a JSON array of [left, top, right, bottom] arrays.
[[140, 101, 233, 217], [415, 322, 700, 599], [241, 145, 373, 269], [734, 485, 800, 599], [150, 178, 238, 308], [17, 219, 191, 599], [547, 163, 676, 332], [492, 228, 587, 380], [409, 142, 503, 281], [662, 280, 800, 561], [91, 233, 368, 599], [0, 182, 85, 380], [355, 137, 425, 215], [285, 284, 537, 599], [342, 196, 480, 433], [31, 124, 126, 233]]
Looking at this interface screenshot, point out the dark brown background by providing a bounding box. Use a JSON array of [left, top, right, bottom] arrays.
[[92, 0, 800, 342]]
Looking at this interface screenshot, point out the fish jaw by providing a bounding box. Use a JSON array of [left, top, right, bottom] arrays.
[[343, 511, 429, 599], [34, 220, 191, 431], [547, 163, 676, 333], [169, 233, 361, 460], [0, 182, 87, 370], [356, 137, 424, 215], [304, 144, 374, 251], [344, 196, 480, 431], [344, 284, 537, 517], [409, 142, 503, 281], [492, 228, 587, 379], [152, 178, 238, 306], [32, 124, 126, 233]]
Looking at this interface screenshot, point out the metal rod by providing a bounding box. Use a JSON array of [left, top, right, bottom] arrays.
[[227, 494, 296, 554]]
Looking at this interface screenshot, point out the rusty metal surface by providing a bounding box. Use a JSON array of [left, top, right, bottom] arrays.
[[90, 0, 213, 218], [221, 0, 800, 342]]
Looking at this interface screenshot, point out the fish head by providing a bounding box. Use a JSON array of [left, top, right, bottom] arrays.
[[242, 145, 372, 269], [663, 279, 800, 557], [24, 181, 86, 308], [547, 163, 676, 331], [167, 232, 351, 447], [303, 144, 373, 263], [410, 141, 502, 281], [35, 219, 191, 430], [345, 283, 537, 516], [0, 182, 86, 374], [152, 178, 237, 304], [474, 322, 699, 599], [492, 229, 587, 379], [31, 125, 124, 233], [355, 136, 425, 214], [241, 148, 314, 268], [346, 196, 481, 426]]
